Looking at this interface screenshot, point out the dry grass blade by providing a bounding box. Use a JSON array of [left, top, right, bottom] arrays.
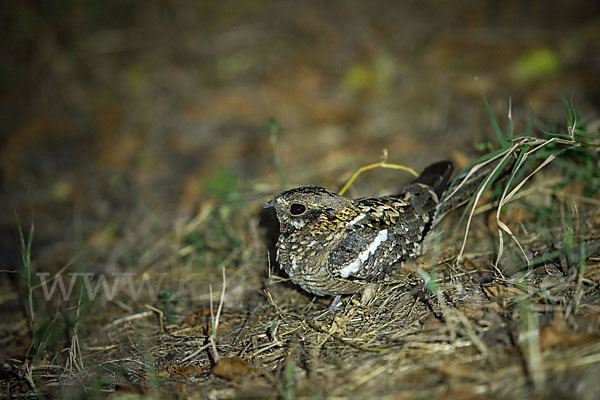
[[442, 148, 507, 204], [107, 310, 154, 327], [495, 151, 557, 266], [209, 267, 227, 362], [144, 304, 165, 333], [494, 136, 582, 267], [457, 134, 585, 269], [456, 143, 520, 262]]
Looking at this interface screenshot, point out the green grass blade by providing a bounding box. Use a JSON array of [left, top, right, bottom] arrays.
[[505, 145, 531, 195], [35, 313, 58, 360], [524, 105, 535, 137], [482, 93, 510, 148], [15, 212, 35, 323], [561, 97, 575, 133]]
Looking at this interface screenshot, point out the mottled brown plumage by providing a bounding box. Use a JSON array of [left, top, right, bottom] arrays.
[[264, 161, 455, 296]]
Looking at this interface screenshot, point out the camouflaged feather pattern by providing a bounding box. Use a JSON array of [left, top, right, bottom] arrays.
[[265, 161, 454, 296]]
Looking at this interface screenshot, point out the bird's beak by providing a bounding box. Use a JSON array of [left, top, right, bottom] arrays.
[[262, 199, 275, 209]]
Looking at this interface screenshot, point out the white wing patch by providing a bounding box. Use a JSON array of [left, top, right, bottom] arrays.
[[339, 229, 388, 278]]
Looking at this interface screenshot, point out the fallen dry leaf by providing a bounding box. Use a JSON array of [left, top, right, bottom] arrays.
[[167, 364, 205, 379], [212, 356, 254, 381], [539, 325, 592, 350]]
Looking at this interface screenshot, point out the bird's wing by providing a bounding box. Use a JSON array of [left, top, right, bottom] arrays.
[[329, 185, 441, 281], [328, 222, 395, 281]]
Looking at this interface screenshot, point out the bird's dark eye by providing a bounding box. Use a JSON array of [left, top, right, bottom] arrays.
[[289, 203, 306, 216]]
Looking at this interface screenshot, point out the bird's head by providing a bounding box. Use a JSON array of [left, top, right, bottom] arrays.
[[263, 186, 350, 233]]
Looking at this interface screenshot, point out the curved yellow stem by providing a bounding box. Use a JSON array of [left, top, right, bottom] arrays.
[[338, 162, 418, 196]]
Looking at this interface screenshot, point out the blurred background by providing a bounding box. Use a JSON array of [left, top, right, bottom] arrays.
[[1, 0, 599, 320]]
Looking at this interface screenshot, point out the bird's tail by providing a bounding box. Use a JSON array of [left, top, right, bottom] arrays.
[[411, 161, 454, 199]]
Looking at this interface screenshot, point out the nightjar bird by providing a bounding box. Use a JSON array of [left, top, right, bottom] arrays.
[[263, 161, 462, 297]]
